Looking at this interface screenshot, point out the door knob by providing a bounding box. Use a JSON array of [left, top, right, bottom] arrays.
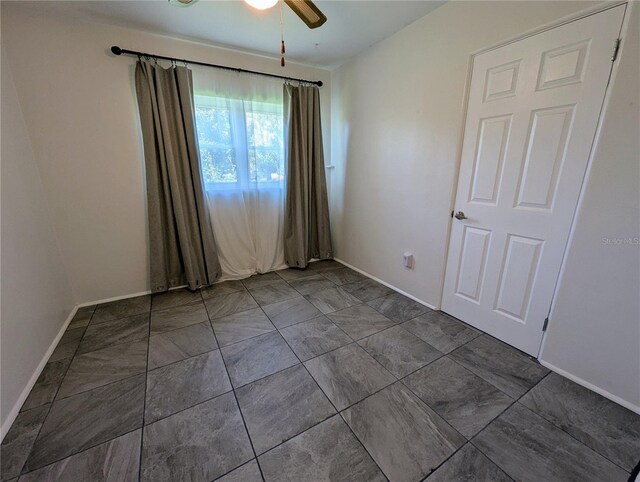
[[454, 211, 467, 220]]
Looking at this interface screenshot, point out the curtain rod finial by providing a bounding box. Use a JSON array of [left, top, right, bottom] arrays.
[[317, 80, 323, 87], [111, 46, 123, 56]]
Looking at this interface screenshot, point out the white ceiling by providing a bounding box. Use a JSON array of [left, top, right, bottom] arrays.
[[17, 0, 445, 68]]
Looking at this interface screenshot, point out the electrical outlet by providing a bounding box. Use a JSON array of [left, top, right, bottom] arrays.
[[403, 252, 414, 269]]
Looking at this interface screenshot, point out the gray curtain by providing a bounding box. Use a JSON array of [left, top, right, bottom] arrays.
[[135, 61, 221, 292], [283, 84, 333, 268]]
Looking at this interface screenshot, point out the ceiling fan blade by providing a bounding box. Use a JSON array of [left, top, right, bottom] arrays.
[[284, 0, 327, 29]]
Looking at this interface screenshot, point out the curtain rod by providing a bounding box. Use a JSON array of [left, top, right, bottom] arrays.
[[110, 46, 323, 87]]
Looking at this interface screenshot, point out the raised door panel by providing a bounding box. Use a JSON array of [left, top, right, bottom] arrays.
[[483, 60, 521, 102], [515, 105, 575, 210], [469, 115, 512, 205], [493, 235, 544, 322], [455, 226, 492, 303], [537, 40, 590, 91]]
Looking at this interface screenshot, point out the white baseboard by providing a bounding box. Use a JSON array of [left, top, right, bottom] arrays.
[[539, 360, 640, 415], [0, 305, 78, 442], [76, 290, 152, 308], [334, 259, 640, 415], [334, 258, 438, 311], [77, 284, 198, 309]]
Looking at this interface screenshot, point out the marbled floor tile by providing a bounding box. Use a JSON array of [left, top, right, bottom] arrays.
[[340, 278, 394, 303], [92, 295, 150, 324], [215, 460, 262, 482], [0, 405, 49, 481], [368, 292, 431, 323], [21, 358, 72, 411], [248, 281, 299, 306], [201, 280, 245, 300], [211, 308, 275, 347], [307, 259, 344, 272], [262, 296, 322, 329], [236, 365, 335, 454], [57, 339, 148, 399], [150, 301, 208, 334], [520, 372, 640, 471], [473, 403, 629, 482], [304, 344, 395, 410], [221, 332, 299, 388], [289, 275, 336, 296], [205, 290, 259, 320], [358, 325, 441, 378], [258, 415, 385, 482], [142, 392, 253, 482], [450, 336, 548, 398], [327, 304, 395, 340], [49, 326, 87, 362], [402, 311, 480, 354], [18, 429, 141, 482], [148, 321, 218, 370], [24, 375, 145, 472], [425, 443, 512, 482], [275, 268, 316, 282], [57, 326, 85, 347], [77, 313, 149, 355], [342, 382, 465, 482], [403, 357, 513, 438], [151, 288, 202, 311], [241, 272, 283, 290], [319, 267, 366, 286], [279, 316, 352, 361], [48, 336, 82, 363], [68, 305, 96, 330], [304, 287, 361, 314], [145, 350, 231, 424]]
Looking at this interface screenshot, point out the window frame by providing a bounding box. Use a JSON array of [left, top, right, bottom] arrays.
[[194, 94, 285, 192]]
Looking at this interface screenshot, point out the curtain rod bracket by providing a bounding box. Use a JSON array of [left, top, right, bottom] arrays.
[[110, 45, 323, 87]]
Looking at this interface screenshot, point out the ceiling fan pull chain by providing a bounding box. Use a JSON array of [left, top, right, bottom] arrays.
[[279, 0, 286, 67]]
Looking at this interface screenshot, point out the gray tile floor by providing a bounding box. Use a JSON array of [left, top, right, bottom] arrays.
[[2, 260, 639, 482]]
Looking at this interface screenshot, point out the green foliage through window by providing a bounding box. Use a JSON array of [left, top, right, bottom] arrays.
[[194, 95, 284, 188]]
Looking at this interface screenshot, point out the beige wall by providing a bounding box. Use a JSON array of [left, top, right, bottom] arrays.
[[540, 3, 640, 411], [330, 0, 639, 411], [330, 0, 596, 309], [1, 4, 331, 304], [1, 50, 75, 432]]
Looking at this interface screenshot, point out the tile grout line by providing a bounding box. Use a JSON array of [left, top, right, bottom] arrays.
[[247, 286, 341, 464], [17, 308, 96, 477], [231, 273, 391, 479], [19, 301, 151, 478], [204, 287, 266, 482], [41, 339, 150, 405], [17, 426, 146, 478], [293, 321, 455, 482], [269, 294, 393, 482], [144, 298, 622, 482], [138, 300, 154, 482], [511, 373, 633, 475], [15, 266, 633, 480], [405, 351, 522, 481], [10, 272, 474, 456], [10, 273, 355, 479], [464, 368, 630, 479]]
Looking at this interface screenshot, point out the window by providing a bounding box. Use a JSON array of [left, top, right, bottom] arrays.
[[194, 95, 284, 190]]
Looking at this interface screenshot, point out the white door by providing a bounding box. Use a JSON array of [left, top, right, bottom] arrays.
[[442, 5, 625, 356]]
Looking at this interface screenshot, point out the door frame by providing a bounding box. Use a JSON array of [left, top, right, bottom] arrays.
[[439, 1, 630, 357]]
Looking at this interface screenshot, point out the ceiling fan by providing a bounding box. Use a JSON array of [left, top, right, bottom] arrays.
[[168, 0, 327, 29]]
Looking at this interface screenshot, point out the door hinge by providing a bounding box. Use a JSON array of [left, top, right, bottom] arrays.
[[611, 38, 621, 62], [542, 317, 549, 332]]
